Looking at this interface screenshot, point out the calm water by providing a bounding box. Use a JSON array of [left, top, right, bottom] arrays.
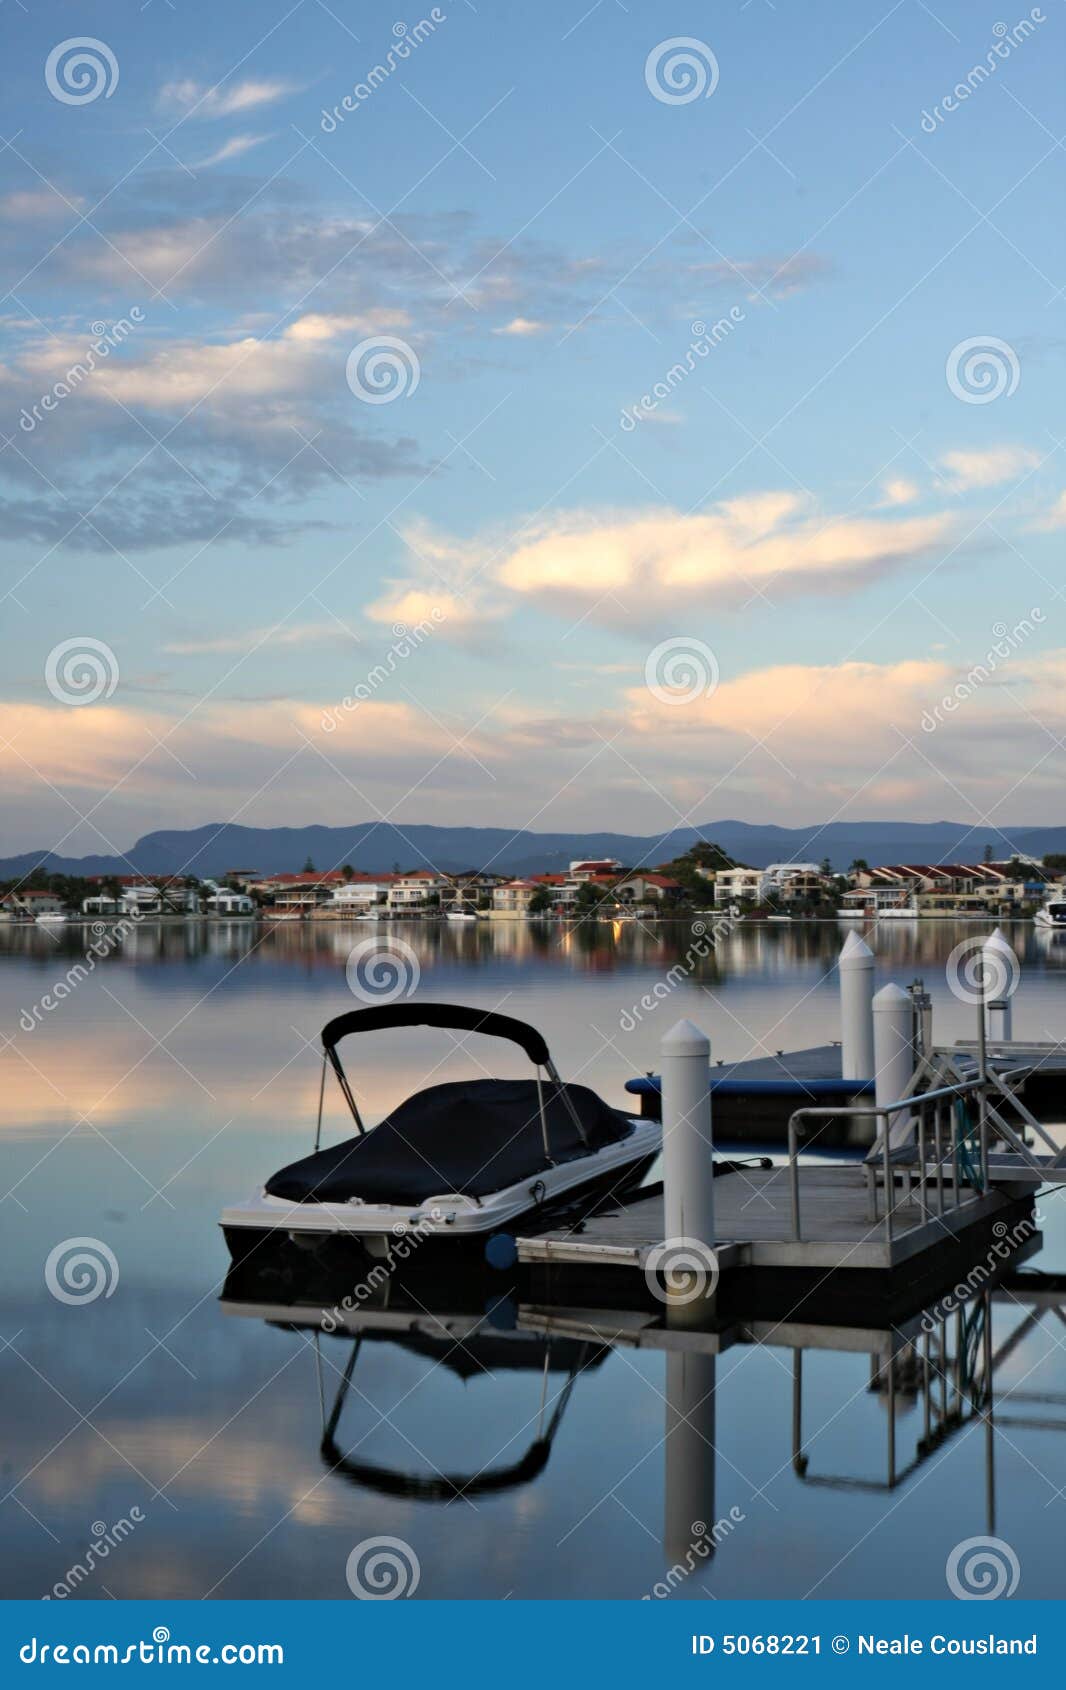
[[2, 916, 1065, 1600]]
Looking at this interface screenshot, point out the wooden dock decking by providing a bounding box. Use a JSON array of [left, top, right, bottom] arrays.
[[517, 1163, 1035, 1274]]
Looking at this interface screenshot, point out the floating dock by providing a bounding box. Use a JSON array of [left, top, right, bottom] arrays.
[[625, 1043, 873, 1145], [517, 1163, 1037, 1278]]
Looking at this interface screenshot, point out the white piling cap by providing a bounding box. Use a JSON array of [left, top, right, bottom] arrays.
[[839, 930, 874, 967], [661, 1018, 711, 1057], [873, 982, 911, 1009]]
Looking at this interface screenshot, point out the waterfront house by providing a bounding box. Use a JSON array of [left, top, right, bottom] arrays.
[[387, 870, 446, 911], [713, 866, 770, 905], [329, 875, 395, 911], [251, 870, 346, 912], [438, 871, 507, 914], [491, 879, 542, 916], [1, 889, 66, 916]]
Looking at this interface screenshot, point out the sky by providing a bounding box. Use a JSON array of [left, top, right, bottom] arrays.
[[2, 0, 1065, 860]]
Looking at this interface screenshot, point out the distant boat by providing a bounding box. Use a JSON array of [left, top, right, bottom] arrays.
[[446, 910, 478, 923], [766, 913, 792, 923], [1035, 897, 1066, 929], [35, 912, 68, 925]]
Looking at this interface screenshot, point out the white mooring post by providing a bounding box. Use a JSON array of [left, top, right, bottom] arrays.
[[660, 1020, 715, 1256], [873, 983, 916, 1115], [983, 927, 1015, 1042], [839, 930, 875, 1080]]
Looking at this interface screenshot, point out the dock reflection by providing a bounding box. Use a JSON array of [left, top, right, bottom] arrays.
[[219, 1226, 1064, 1577]]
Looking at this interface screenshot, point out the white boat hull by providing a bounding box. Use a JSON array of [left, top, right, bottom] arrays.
[[221, 1116, 660, 1251]]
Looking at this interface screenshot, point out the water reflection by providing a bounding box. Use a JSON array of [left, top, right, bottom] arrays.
[[3, 920, 1066, 1598]]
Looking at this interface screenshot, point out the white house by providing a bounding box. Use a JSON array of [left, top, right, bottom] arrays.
[[330, 878, 392, 910], [713, 867, 769, 905], [387, 871, 446, 910]]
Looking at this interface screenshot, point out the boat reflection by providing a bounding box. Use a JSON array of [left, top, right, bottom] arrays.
[[220, 1257, 609, 1503]]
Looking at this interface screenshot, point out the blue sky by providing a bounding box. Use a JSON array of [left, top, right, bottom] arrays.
[[2, 0, 1064, 857]]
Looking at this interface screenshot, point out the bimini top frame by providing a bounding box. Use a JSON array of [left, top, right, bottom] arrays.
[[314, 1001, 589, 1163]]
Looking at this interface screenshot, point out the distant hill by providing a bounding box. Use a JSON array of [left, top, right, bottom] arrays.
[[3, 818, 1066, 880]]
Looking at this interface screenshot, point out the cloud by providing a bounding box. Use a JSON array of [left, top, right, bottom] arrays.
[[877, 477, 919, 507], [194, 133, 272, 169], [479, 495, 954, 618], [0, 311, 429, 549], [938, 445, 1042, 492], [163, 622, 355, 656], [160, 77, 300, 121], [673, 252, 830, 301], [0, 188, 84, 220], [492, 317, 550, 337], [1029, 490, 1066, 532], [4, 649, 1063, 847]]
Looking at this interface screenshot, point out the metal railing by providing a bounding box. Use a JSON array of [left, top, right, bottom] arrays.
[[786, 1064, 1038, 1245]]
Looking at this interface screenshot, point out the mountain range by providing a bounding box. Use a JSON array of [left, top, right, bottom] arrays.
[[3, 819, 1065, 880]]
